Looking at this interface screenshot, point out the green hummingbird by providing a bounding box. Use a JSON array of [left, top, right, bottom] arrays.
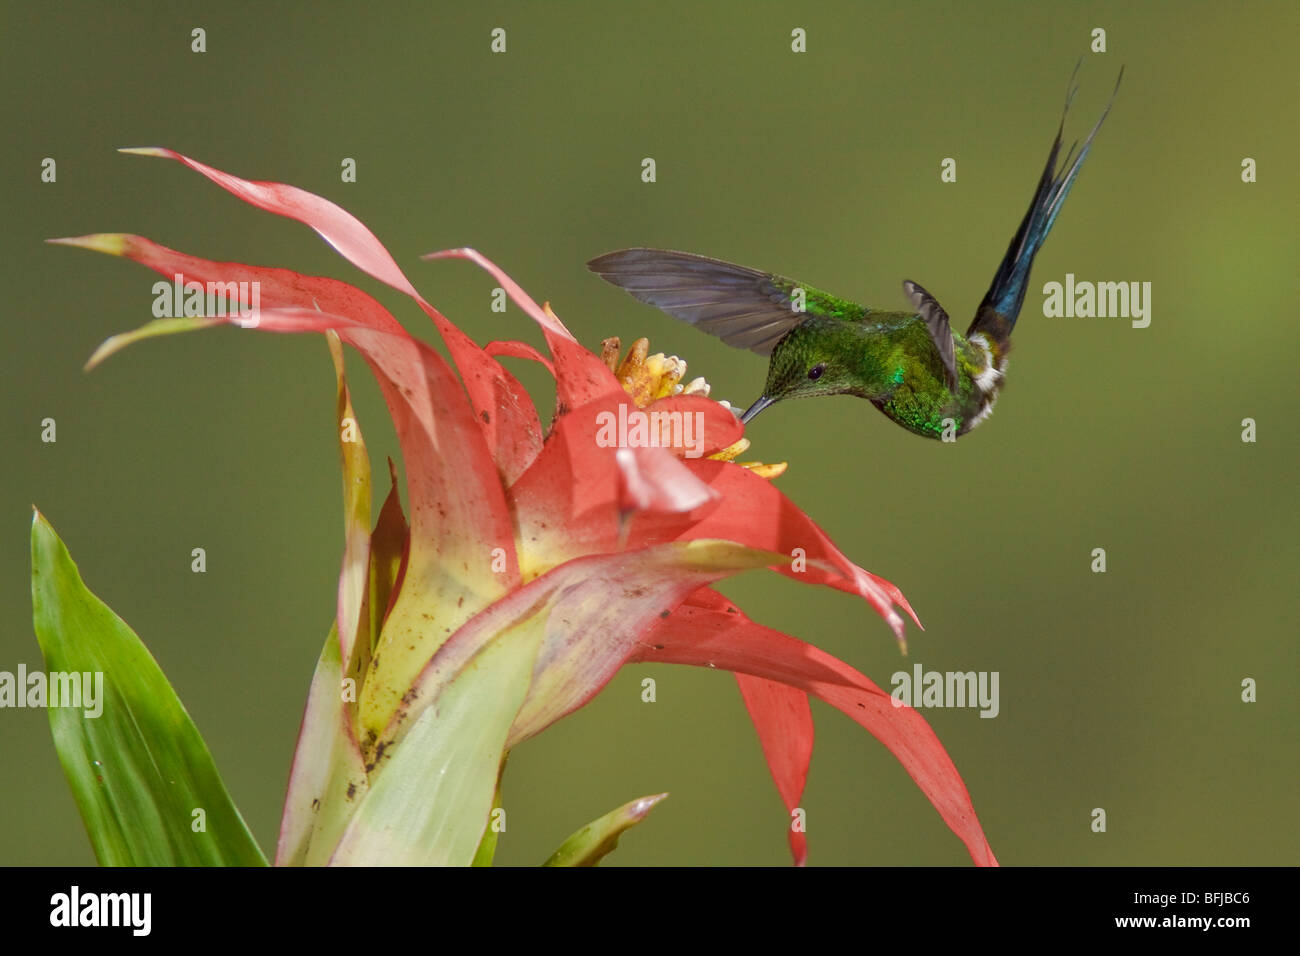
[[588, 67, 1122, 439]]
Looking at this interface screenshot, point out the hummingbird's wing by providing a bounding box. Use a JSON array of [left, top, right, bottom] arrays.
[[587, 248, 869, 356], [902, 280, 958, 392]]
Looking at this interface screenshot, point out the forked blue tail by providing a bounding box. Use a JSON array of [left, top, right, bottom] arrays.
[[969, 64, 1123, 345]]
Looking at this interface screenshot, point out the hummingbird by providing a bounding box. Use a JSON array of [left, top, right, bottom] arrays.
[[587, 67, 1122, 439]]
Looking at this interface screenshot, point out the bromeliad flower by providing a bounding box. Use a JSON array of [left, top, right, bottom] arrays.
[[47, 149, 996, 866], [600, 335, 788, 480]]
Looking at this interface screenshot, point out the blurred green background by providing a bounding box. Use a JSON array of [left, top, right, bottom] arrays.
[[3, 1, 1297, 866]]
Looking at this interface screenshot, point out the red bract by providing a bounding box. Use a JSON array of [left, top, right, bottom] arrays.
[[53, 149, 996, 866]]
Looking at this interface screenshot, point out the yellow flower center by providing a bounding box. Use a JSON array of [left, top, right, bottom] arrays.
[[601, 337, 787, 479]]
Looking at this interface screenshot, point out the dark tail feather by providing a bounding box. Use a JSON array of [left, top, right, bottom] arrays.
[[968, 64, 1123, 344]]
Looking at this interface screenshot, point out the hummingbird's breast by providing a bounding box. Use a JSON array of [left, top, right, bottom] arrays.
[[871, 322, 1008, 439]]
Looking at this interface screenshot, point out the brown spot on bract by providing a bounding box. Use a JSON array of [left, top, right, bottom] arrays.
[[659, 610, 670, 618], [346, 782, 357, 800], [481, 410, 491, 424]]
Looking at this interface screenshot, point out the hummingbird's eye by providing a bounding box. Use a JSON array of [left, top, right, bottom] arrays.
[[808, 363, 826, 381]]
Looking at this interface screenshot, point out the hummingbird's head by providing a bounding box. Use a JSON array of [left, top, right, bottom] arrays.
[[741, 320, 858, 424]]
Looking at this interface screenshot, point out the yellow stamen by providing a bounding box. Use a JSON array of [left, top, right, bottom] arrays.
[[739, 461, 788, 479], [615, 337, 649, 384], [603, 335, 786, 479], [600, 337, 621, 373], [709, 438, 750, 461]]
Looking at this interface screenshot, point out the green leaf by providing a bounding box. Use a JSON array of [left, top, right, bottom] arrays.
[[543, 793, 669, 867], [470, 773, 505, 867], [328, 618, 544, 866], [83, 316, 219, 371], [274, 623, 368, 866], [276, 333, 385, 866], [30, 510, 267, 866]]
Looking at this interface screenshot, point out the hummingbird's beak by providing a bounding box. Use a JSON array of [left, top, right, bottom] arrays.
[[740, 395, 774, 425]]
